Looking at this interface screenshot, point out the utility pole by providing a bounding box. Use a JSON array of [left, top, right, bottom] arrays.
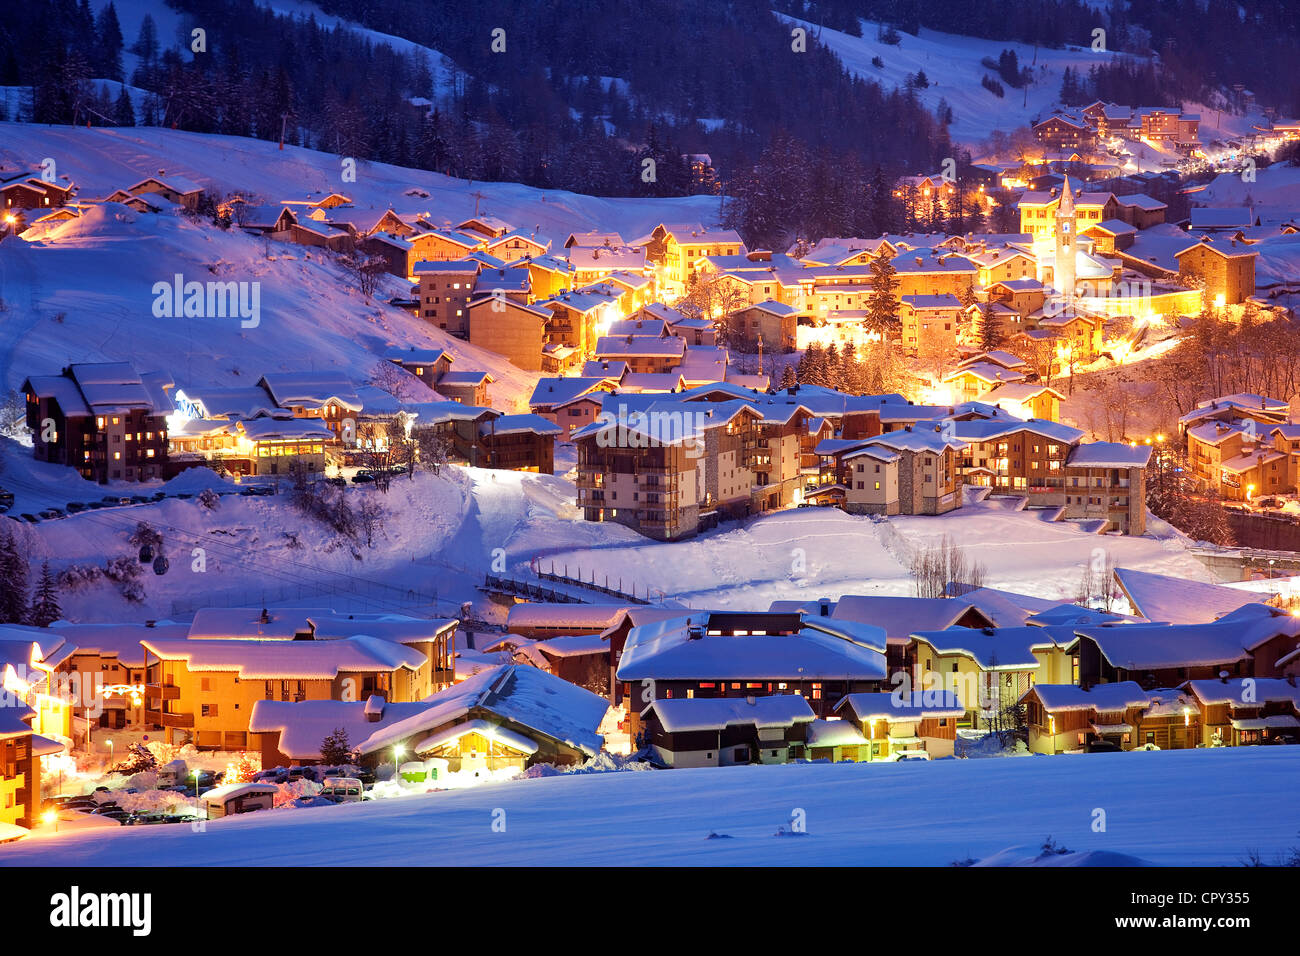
[[279, 112, 288, 151]]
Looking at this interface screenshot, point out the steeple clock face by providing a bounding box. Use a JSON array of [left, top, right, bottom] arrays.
[[1061, 222, 1071, 234]]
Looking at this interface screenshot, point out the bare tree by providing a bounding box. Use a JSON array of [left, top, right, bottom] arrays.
[[910, 534, 987, 599]]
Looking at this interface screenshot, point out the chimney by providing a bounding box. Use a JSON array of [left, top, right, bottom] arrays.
[[745, 695, 757, 706], [1219, 669, 1230, 684], [818, 597, 831, 617]]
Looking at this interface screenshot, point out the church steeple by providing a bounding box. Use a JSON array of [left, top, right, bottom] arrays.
[[1054, 175, 1077, 303]]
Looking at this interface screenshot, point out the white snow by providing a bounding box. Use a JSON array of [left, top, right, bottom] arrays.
[[3, 746, 1295, 865]]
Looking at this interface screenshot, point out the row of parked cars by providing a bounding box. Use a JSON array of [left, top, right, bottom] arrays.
[[44, 791, 199, 827], [4, 484, 277, 525]]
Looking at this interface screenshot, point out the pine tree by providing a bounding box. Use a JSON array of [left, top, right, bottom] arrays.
[[978, 301, 1005, 351], [778, 363, 798, 389], [29, 561, 60, 627], [113, 86, 135, 126], [132, 14, 159, 66], [0, 526, 29, 625], [320, 727, 353, 765], [824, 343, 841, 389], [94, 2, 125, 82], [867, 249, 900, 335]]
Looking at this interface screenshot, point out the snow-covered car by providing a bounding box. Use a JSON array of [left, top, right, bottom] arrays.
[[66, 501, 87, 513], [319, 777, 364, 802]]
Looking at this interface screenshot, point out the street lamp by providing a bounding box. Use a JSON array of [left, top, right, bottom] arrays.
[[106, 739, 113, 765], [43, 810, 58, 834], [393, 744, 404, 784], [192, 769, 201, 798]]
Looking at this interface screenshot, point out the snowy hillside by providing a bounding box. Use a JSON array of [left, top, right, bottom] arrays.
[[3, 746, 1295, 866], [0, 123, 720, 246], [776, 16, 1133, 145], [0, 123, 722, 413]]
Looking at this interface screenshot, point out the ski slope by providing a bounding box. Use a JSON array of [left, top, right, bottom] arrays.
[[777, 15, 1134, 146]]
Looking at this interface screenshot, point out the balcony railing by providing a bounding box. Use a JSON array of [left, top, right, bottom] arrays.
[[145, 709, 194, 728]]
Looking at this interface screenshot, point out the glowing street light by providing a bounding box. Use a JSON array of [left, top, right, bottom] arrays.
[[43, 809, 58, 833], [393, 744, 404, 783]]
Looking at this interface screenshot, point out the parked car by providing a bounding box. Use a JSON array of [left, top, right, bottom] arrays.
[[39, 508, 65, 519], [151, 491, 168, 501], [325, 476, 346, 488], [130, 495, 151, 504], [20, 513, 40, 523], [66, 501, 87, 513], [1086, 740, 1123, 753], [319, 777, 364, 803], [351, 472, 375, 484], [175, 492, 193, 500], [1266, 734, 1298, 745]]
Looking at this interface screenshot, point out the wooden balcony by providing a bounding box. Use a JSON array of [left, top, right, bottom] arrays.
[[145, 684, 181, 700], [145, 708, 193, 728]]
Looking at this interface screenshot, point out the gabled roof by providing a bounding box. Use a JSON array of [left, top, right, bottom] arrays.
[[249, 698, 432, 761], [1021, 681, 1169, 713], [528, 376, 612, 409], [1112, 567, 1267, 625], [646, 695, 815, 732], [140, 635, 427, 679], [1066, 442, 1152, 469], [832, 596, 990, 646], [1069, 620, 1276, 670], [835, 690, 965, 721], [616, 612, 887, 682], [910, 625, 1073, 670], [355, 663, 607, 757]]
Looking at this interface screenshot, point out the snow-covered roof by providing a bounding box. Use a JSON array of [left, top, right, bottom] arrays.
[[305, 615, 457, 646], [1113, 567, 1268, 625], [804, 717, 868, 747], [356, 663, 606, 757], [140, 635, 427, 679], [257, 372, 362, 411], [832, 596, 989, 646], [647, 694, 815, 733], [835, 690, 965, 721], [1070, 619, 1284, 670], [910, 626, 1070, 670], [594, 335, 686, 358], [1183, 677, 1300, 708], [481, 414, 562, 438], [1066, 442, 1153, 469], [46, 622, 188, 666], [202, 782, 278, 804], [249, 698, 432, 760], [616, 613, 887, 682], [1024, 681, 1168, 713], [505, 603, 632, 633], [530, 634, 610, 658]]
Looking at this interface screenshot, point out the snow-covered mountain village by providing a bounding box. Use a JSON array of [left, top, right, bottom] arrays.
[[0, 0, 1298, 914]]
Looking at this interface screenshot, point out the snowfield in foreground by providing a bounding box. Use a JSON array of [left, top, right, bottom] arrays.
[[3, 747, 1295, 866]]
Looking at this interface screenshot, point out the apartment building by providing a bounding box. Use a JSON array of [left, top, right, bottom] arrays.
[[22, 363, 172, 483], [413, 260, 480, 334], [141, 636, 432, 750], [574, 397, 765, 540]]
